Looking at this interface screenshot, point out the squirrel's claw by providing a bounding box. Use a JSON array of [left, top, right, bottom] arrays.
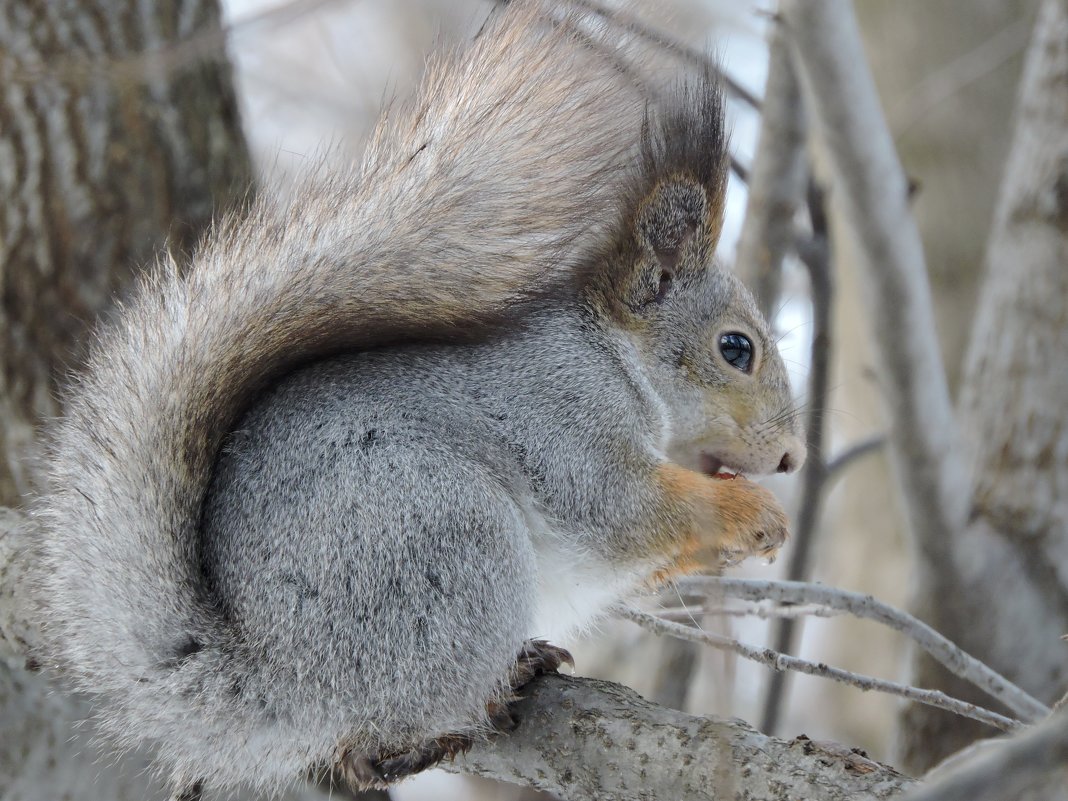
[[338, 639, 574, 791]]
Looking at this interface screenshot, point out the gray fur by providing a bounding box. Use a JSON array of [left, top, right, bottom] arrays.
[[31, 1, 804, 794]]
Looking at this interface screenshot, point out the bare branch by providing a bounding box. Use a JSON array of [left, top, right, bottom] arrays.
[[617, 604, 1022, 733], [657, 602, 841, 621], [825, 435, 886, 479], [902, 710, 1068, 801], [679, 577, 1051, 722], [892, 16, 1033, 137], [761, 179, 833, 734], [735, 20, 808, 318], [780, 0, 972, 570], [562, 0, 761, 108], [449, 673, 916, 801]]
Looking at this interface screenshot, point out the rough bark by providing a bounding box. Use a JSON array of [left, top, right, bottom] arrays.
[[0, 1, 255, 799], [449, 674, 916, 801], [902, 0, 1068, 770], [0, 0, 251, 503]]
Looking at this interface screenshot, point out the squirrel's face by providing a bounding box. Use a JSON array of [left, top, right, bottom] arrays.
[[597, 176, 806, 479], [641, 266, 805, 478]]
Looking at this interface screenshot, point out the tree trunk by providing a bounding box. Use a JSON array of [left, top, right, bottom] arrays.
[[901, 0, 1068, 771], [0, 1, 263, 798], [0, 0, 251, 503]]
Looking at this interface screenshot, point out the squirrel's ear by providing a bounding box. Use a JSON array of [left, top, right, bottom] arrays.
[[604, 179, 721, 314], [636, 179, 709, 274]]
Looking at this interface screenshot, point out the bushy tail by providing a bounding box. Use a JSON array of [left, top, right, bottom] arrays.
[[33, 0, 667, 788]]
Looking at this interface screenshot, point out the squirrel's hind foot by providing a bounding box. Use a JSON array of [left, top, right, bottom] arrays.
[[509, 638, 574, 689], [337, 639, 573, 790]]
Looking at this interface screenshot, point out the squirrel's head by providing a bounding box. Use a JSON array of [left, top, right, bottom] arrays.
[[591, 173, 806, 479]]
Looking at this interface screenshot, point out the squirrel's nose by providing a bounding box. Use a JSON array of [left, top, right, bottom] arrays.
[[777, 451, 799, 474]]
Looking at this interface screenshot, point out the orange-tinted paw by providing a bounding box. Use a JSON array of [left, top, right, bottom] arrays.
[[705, 476, 788, 566], [655, 464, 789, 575]]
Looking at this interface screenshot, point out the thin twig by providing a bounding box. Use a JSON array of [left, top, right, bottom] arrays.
[[657, 603, 841, 622], [731, 156, 750, 185], [825, 435, 885, 479], [562, 0, 761, 108], [761, 178, 833, 735], [555, 9, 750, 186], [617, 605, 1022, 733], [892, 15, 1033, 137], [679, 577, 1051, 722]]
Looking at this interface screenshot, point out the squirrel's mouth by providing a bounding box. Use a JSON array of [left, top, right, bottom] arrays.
[[700, 454, 741, 480]]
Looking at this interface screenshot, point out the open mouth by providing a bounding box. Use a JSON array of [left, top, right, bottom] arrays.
[[700, 454, 741, 480]]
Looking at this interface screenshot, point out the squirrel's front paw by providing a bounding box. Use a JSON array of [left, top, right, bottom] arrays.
[[706, 476, 788, 566], [655, 464, 790, 576]]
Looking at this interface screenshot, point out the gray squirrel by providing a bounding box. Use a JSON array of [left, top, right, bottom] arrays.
[[32, 2, 804, 796]]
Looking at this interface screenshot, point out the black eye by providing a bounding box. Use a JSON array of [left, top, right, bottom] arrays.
[[719, 332, 753, 373]]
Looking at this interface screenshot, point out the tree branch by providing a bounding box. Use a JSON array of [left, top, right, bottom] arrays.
[[679, 577, 1050, 722], [617, 605, 1021, 733], [902, 710, 1068, 801], [563, 0, 762, 108], [735, 19, 808, 318], [761, 178, 833, 734], [449, 673, 916, 801], [779, 0, 972, 572], [825, 435, 885, 480]]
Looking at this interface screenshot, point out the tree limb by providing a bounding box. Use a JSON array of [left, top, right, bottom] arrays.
[[617, 605, 1021, 733], [678, 577, 1050, 722], [902, 710, 1068, 801], [735, 19, 808, 318], [779, 0, 972, 573], [449, 673, 916, 801]]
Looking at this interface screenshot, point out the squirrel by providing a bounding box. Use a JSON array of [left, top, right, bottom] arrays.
[[31, 1, 804, 796]]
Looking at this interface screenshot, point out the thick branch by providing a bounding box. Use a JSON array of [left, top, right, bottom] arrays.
[[449, 673, 915, 801], [779, 0, 971, 571], [903, 710, 1068, 801]]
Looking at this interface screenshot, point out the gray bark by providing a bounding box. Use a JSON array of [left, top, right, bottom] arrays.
[[901, 0, 1068, 770], [451, 674, 916, 801], [0, 0, 252, 503], [0, 1, 261, 799]]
